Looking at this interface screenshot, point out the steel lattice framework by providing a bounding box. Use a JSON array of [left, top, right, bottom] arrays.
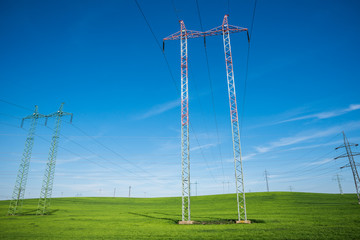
[[36, 103, 73, 215], [335, 132, 360, 204], [220, 15, 247, 222], [164, 15, 249, 223], [164, 21, 202, 222], [8, 106, 45, 216]]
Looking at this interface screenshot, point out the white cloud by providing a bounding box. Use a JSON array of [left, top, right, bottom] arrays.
[[305, 158, 333, 166], [190, 143, 216, 152], [278, 104, 360, 124], [248, 121, 360, 158], [136, 99, 180, 120]]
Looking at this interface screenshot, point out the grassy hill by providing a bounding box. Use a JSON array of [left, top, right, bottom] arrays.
[[1, 192, 359, 239]]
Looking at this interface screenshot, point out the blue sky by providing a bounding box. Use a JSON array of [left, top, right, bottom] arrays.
[[0, 0, 360, 199]]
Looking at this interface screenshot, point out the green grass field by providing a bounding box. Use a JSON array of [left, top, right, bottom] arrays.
[[1, 192, 359, 239]]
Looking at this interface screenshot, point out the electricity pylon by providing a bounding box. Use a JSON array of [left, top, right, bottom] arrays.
[[7, 106, 45, 216], [164, 21, 202, 223], [164, 15, 249, 223], [333, 174, 343, 195], [335, 131, 360, 204], [36, 103, 72, 215], [264, 170, 270, 192], [202, 15, 249, 223]]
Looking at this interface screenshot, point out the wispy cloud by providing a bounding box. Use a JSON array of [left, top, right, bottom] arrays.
[[190, 143, 217, 152], [136, 99, 180, 120], [250, 120, 360, 156], [278, 104, 360, 124], [254, 126, 341, 154], [57, 156, 95, 165], [305, 158, 333, 166]]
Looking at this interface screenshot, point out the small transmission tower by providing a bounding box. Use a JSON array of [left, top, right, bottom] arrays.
[[264, 170, 270, 192], [335, 131, 360, 204], [36, 103, 72, 215], [8, 106, 45, 216], [333, 174, 343, 195]]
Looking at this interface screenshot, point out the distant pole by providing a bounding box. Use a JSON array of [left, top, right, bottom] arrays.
[[336, 174, 343, 195], [129, 186, 131, 198], [113, 188, 116, 198], [289, 186, 293, 192], [144, 192, 146, 198], [195, 181, 198, 196], [191, 182, 198, 196], [222, 181, 225, 194], [335, 131, 360, 204], [264, 170, 269, 192]]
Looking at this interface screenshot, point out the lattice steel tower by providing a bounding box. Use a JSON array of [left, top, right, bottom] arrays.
[[164, 15, 249, 223], [201, 15, 249, 223], [164, 21, 202, 223], [8, 106, 45, 216], [335, 131, 360, 204], [36, 103, 73, 215]]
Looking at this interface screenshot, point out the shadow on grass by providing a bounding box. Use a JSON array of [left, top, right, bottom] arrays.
[[17, 209, 60, 216], [192, 218, 265, 225], [249, 219, 266, 223], [128, 212, 179, 223], [128, 212, 265, 225]]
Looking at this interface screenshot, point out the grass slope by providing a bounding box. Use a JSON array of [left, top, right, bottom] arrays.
[[0, 192, 359, 239]]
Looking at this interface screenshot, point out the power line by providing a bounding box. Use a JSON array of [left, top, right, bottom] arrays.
[[170, 0, 180, 21], [0, 99, 33, 112], [170, 0, 220, 180], [69, 123, 156, 177], [43, 125, 139, 177], [0, 112, 22, 120], [272, 149, 338, 176], [195, 0, 225, 179], [135, 0, 218, 185], [239, 0, 258, 135], [190, 125, 217, 183], [133, 0, 179, 92]]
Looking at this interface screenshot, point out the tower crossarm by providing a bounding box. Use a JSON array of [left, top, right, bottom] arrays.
[[341, 163, 360, 169], [335, 152, 360, 160], [336, 143, 358, 150], [163, 17, 248, 41], [164, 29, 203, 41], [202, 22, 248, 38]]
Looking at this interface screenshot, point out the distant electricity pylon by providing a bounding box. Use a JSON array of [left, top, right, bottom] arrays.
[[335, 131, 360, 204], [164, 15, 249, 223], [7, 106, 46, 216], [333, 174, 343, 195], [36, 103, 73, 215], [264, 170, 270, 192]]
